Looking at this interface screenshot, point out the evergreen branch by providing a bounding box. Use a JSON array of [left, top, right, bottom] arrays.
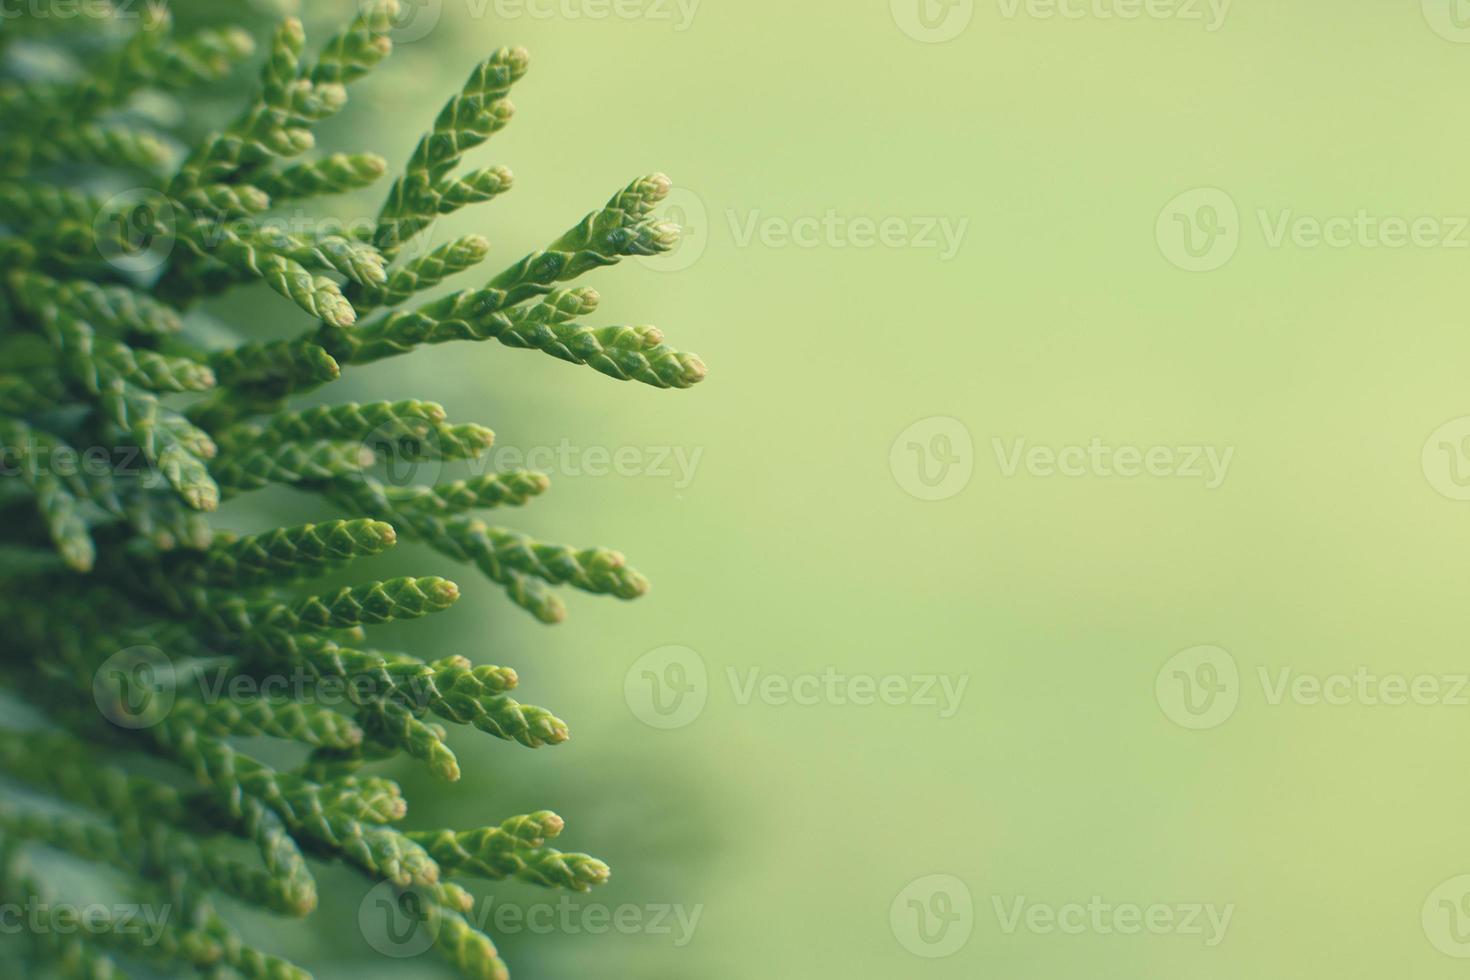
[[485, 174, 681, 306], [200, 576, 461, 635], [0, 730, 187, 825], [225, 399, 449, 447], [309, 0, 399, 85], [428, 902, 510, 980], [0, 802, 308, 918], [0, 11, 254, 119], [0, 418, 96, 570], [5, 852, 228, 970], [41, 307, 215, 394], [174, 216, 360, 327], [177, 183, 274, 221], [8, 272, 184, 337], [0, 5, 703, 975], [98, 385, 221, 511], [329, 282, 706, 387], [374, 48, 528, 256], [356, 234, 491, 312], [208, 337, 340, 391], [0, 124, 171, 176], [326, 474, 582, 621], [189, 518, 399, 586], [170, 695, 364, 751], [362, 701, 462, 781], [382, 471, 551, 516], [0, 729, 318, 918], [409, 816, 610, 891], [0, 374, 67, 415], [212, 440, 372, 495], [257, 153, 388, 200], [146, 723, 440, 888]]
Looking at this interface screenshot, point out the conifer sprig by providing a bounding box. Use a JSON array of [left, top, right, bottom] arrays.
[[0, 3, 705, 977]]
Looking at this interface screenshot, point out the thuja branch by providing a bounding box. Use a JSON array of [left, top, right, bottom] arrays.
[[0, 2, 705, 977]]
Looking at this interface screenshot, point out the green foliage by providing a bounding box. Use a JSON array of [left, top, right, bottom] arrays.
[[0, 2, 705, 977]]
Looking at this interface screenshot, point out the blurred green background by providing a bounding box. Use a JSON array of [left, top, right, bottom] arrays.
[[243, 1, 1470, 977]]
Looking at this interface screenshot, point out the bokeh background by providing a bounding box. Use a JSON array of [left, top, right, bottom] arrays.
[[226, 0, 1470, 977]]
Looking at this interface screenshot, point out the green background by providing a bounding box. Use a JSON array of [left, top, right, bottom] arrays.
[[269, 1, 1470, 976]]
